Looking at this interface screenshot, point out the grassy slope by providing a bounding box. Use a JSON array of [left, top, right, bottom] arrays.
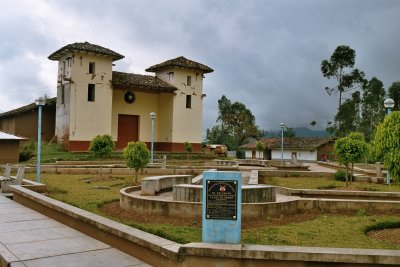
[[24, 173, 400, 248]]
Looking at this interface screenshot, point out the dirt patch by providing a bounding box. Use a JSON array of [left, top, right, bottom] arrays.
[[100, 201, 326, 229], [368, 228, 400, 244]]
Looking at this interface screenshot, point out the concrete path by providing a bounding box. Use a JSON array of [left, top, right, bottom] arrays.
[[0, 195, 151, 267]]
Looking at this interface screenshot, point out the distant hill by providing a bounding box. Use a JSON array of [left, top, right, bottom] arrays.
[[264, 127, 334, 137]]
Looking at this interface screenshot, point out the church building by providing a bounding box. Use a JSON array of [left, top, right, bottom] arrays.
[[47, 42, 213, 152]]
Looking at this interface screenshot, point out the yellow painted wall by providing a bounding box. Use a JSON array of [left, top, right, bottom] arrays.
[[112, 90, 163, 142], [156, 68, 204, 144], [68, 53, 113, 141]]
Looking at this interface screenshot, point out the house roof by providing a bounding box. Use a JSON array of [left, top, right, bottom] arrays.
[[48, 42, 125, 61], [112, 71, 177, 93], [0, 131, 27, 140], [240, 137, 334, 150], [0, 98, 56, 119], [145, 56, 214, 73]]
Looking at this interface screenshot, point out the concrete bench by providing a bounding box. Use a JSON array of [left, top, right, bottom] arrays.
[[211, 160, 237, 166], [237, 159, 271, 167], [173, 184, 276, 203], [0, 163, 13, 181], [1, 165, 25, 193], [140, 174, 192, 196]]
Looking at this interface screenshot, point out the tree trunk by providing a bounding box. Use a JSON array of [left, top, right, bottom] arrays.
[[99, 159, 103, 177], [345, 165, 349, 187], [350, 162, 354, 185]]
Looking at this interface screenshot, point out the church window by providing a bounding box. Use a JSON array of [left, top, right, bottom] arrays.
[[88, 84, 95, 102], [89, 62, 95, 74], [186, 95, 192, 109]]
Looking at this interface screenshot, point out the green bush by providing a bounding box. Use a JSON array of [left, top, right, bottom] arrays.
[[19, 140, 36, 162], [333, 169, 353, 182]]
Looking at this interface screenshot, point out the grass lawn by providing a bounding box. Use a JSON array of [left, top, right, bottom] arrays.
[[24, 173, 400, 249]]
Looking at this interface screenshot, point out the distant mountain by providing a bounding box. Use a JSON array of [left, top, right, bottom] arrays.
[[264, 127, 334, 137]]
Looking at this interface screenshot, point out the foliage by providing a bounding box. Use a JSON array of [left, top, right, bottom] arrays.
[[184, 142, 193, 153], [255, 141, 265, 159], [310, 121, 317, 127], [388, 81, 400, 111], [283, 127, 296, 137], [89, 134, 115, 176], [123, 141, 150, 183], [374, 111, 400, 183], [205, 95, 262, 150], [335, 91, 361, 136], [255, 141, 265, 151], [321, 45, 365, 134], [184, 141, 193, 159], [334, 132, 369, 186], [19, 140, 36, 162], [359, 77, 386, 142], [333, 169, 353, 182]]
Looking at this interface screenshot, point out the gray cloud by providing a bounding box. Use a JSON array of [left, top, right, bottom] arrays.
[[0, 0, 399, 135]]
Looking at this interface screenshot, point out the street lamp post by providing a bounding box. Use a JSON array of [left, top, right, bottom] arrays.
[[150, 112, 156, 163], [35, 97, 46, 183], [280, 123, 285, 167], [384, 98, 395, 185]]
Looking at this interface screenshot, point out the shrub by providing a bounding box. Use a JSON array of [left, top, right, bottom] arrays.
[[123, 141, 150, 183], [89, 134, 115, 176], [333, 169, 353, 182], [19, 140, 36, 162]]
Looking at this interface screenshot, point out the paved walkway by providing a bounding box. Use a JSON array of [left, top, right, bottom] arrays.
[[0, 195, 151, 267]]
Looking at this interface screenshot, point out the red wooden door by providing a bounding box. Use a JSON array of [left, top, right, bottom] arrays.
[[117, 115, 139, 149]]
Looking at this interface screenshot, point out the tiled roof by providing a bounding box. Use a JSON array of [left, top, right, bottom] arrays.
[[112, 71, 177, 93], [48, 42, 124, 61], [240, 137, 334, 150], [145, 56, 214, 73], [0, 98, 56, 119]]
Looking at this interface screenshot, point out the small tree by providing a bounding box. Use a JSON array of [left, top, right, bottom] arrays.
[[255, 141, 265, 159], [184, 141, 193, 160], [89, 134, 115, 177], [123, 141, 150, 183], [374, 111, 400, 183], [334, 132, 368, 187]]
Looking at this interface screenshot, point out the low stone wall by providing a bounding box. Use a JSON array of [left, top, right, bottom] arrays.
[[141, 175, 192, 196], [121, 185, 400, 220], [236, 159, 271, 167], [9, 185, 400, 266], [172, 184, 276, 203], [259, 170, 333, 179]]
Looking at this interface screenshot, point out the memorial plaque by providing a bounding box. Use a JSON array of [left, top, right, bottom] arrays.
[[206, 180, 238, 220]]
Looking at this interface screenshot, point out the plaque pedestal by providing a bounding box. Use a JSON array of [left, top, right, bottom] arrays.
[[202, 171, 242, 244]]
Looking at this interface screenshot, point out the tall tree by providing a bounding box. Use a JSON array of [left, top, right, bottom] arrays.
[[206, 95, 262, 150], [388, 81, 400, 111], [334, 91, 361, 136], [321, 45, 365, 134], [359, 77, 386, 141], [283, 127, 296, 137], [321, 45, 365, 109]]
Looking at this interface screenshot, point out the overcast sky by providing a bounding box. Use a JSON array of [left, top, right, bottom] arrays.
[[1, 0, 399, 134]]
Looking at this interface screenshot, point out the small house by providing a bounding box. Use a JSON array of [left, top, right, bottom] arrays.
[[240, 137, 335, 162], [0, 131, 27, 163]]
